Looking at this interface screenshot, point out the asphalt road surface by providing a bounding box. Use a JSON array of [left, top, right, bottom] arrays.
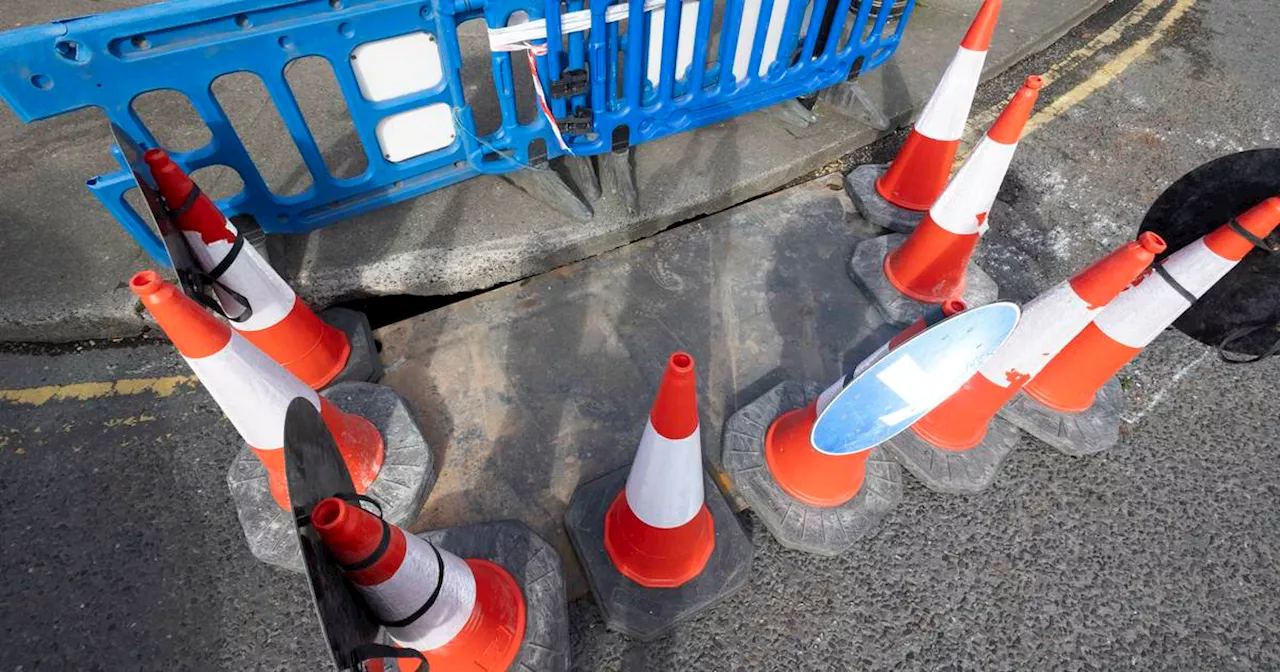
[[3, 0, 1279, 669]]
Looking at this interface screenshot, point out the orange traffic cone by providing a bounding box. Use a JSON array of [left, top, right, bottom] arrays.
[[144, 150, 352, 390], [911, 232, 1166, 450], [311, 497, 526, 672], [565, 352, 753, 640], [882, 75, 1042, 304], [1025, 197, 1280, 411], [603, 352, 714, 587], [130, 271, 384, 509], [876, 0, 1002, 211], [767, 300, 965, 506]]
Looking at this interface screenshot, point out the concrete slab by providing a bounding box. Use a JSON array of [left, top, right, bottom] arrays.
[[375, 175, 906, 593], [0, 0, 1109, 341]]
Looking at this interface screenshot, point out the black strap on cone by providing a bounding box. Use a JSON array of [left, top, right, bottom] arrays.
[[1138, 149, 1280, 361], [110, 124, 253, 322]]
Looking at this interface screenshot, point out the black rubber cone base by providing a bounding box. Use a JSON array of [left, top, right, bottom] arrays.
[[229, 382, 436, 572], [721, 380, 902, 556], [849, 233, 999, 327], [845, 164, 926, 234], [421, 521, 571, 672], [881, 415, 1023, 494], [1138, 149, 1280, 358], [564, 467, 753, 641], [999, 378, 1125, 457], [321, 308, 383, 386]]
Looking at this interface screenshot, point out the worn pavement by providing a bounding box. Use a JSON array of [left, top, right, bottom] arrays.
[[0, 0, 1105, 341]]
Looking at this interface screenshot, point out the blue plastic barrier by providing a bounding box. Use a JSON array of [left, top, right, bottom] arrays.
[[0, 0, 914, 263]]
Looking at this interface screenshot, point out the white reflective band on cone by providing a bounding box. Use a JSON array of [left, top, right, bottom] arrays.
[[182, 225, 296, 332], [914, 47, 987, 141], [624, 421, 704, 528], [929, 138, 1018, 235], [370, 534, 477, 651], [976, 283, 1097, 388], [1094, 239, 1237, 348], [647, 0, 699, 85], [183, 332, 319, 449]]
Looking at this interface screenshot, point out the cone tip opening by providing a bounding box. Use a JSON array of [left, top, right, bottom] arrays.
[[943, 299, 967, 316], [311, 497, 347, 532], [143, 148, 170, 168], [669, 352, 694, 373], [1024, 75, 1045, 91], [1137, 231, 1167, 254], [129, 270, 164, 297]]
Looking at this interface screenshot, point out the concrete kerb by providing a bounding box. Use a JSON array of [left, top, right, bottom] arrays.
[[229, 382, 435, 572], [0, 0, 1113, 343], [881, 417, 1023, 494], [721, 380, 903, 556], [844, 165, 926, 234], [849, 233, 999, 327], [1000, 377, 1126, 457], [564, 467, 753, 642], [422, 521, 571, 672]]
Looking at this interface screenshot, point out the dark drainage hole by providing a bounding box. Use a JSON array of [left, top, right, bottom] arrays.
[[333, 289, 488, 330]]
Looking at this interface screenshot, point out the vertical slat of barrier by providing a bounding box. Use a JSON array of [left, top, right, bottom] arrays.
[[858, 0, 891, 47], [863, 0, 907, 69], [589, 0, 609, 115], [819, 0, 857, 60], [798, 0, 833, 63], [492, 48, 522, 139], [744, 0, 778, 82], [606, 17, 621, 108], [756, 0, 791, 79], [686, 0, 714, 94], [262, 71, 331, 188], [567, 0, 588, 111], [729, 0, 762, 84], [776, 0, 809, 71], [716, 0, 747, 92], [656, 0, 683, 101], [674, 1, 700, 87], [544, 0, 567, 119], [187, 88, 277, 205], [625, 0, 645, 110], [838, 0, 874, 58], [328, 64, 393, 175]]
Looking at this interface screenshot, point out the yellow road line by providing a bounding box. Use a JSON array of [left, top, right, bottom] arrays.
[[956, 0, 1196, 165], [0, 375, 197, 406], [1022, 0, 1196, 137]]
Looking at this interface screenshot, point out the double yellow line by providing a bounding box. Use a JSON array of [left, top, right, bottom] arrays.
[[956, 0, 1198, 166]]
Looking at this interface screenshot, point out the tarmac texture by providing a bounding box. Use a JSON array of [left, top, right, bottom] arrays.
[[2, 0, 1279, 669]]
